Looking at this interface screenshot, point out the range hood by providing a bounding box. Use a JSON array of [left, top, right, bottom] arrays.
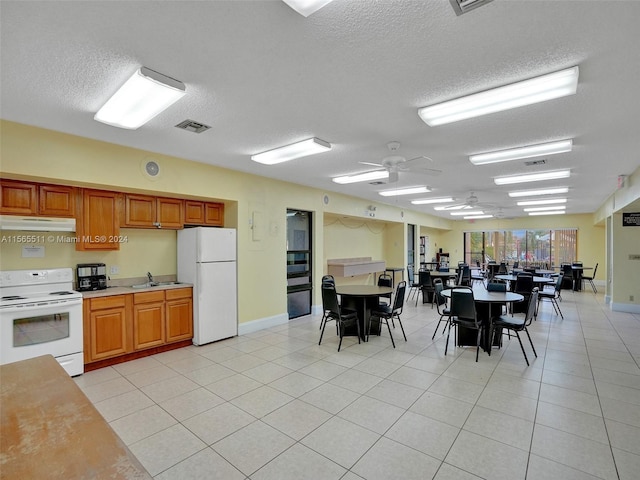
[[0, 215, 76, 232]]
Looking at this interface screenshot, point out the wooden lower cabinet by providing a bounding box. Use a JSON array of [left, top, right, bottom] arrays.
[[84, 295, 132, 363], [84, 287, 193, 367], [133, 291, 166, 350], [166, 288, 193, 342]]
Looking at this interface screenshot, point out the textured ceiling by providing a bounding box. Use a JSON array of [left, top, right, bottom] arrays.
[[2, 0, 640, 220]]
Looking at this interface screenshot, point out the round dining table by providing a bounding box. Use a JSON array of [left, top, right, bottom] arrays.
[[494, 274, 554, 285], [335, 285, 393, 340], [440, 286, 524, 352]]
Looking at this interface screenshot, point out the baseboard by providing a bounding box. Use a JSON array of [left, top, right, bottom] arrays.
[[610, 302, 640, 314], [237, 313, 289, 335]]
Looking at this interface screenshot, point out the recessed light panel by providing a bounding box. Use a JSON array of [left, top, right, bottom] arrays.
[[411, 197, 455, 205], [469, 139, 572, 165], [251, 137, 331, 165], [378, 186, 430, 197], [494, 169, 570, 185], [332, 171, 388, 184], [508, 187, 569, 197]]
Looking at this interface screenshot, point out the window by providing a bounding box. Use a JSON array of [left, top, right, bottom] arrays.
[[464, 228, 577, 267]]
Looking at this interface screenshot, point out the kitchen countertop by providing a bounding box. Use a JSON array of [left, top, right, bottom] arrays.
[[82, 282, 193, 298], [0, 355, 152, 479]]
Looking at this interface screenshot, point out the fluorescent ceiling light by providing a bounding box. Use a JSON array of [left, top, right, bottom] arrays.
[[463, 215, 493, 219], [494, 169, 570, 185], [378, 186, 430, 197], [529, 210, 566, 216], [282, 0, 333, 17], [332, 170, 388, 184], [508, 187, 569, 198], [523, 206, 566, 212], [411, 197, 455, 205], [451, 210, 484, 216], [469, 139, 572, 165], [517, 198, 567, 206], [95, 67, 186, 129], [418, 66, 579, 126], [251, 137, 331, 165]]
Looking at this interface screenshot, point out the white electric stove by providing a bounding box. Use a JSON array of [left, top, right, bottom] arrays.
[[0, 268, 84, 376]]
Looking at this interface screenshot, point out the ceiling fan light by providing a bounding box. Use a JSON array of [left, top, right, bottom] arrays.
[[418, 66, 579, 126], [517, 198, 567, 206], [411, 197, 455, 205], [378, 186, 430, 197], [94, 67, 186, 129], [282, 0, 334, 17], [332, 170, 389, 184], [469, 139, 572, 165], [494, 169, 570, 185], [508, 187, 569, 197], [251, 137, 331, 165]]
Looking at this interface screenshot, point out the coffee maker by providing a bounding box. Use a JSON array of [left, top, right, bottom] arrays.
[[76, 263, 107, 291]]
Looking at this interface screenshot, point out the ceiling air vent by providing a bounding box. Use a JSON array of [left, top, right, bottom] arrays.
[[175, 119, 211, 134], [524, 159, 547, 166], [450, 0, 493, 16]]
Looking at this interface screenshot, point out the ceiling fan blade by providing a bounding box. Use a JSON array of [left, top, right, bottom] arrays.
[[405, 155, 435, 163], [358, 161, 384, 167]]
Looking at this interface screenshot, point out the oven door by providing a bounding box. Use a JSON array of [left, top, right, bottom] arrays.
[[0, 298, 83, 375]]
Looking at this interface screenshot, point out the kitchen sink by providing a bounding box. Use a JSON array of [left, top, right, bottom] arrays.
[[131, 281, 182, 289]]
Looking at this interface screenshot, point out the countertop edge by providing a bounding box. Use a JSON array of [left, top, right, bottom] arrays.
[[82, 283, 193, 298]]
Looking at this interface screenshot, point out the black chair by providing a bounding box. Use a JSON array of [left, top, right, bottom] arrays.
[[377, 273, 393, 306], [319, 283, 360, 351], [445, 286, 483, 362], [487, 281, 507, 314], [512, 261, 519, 269], [561, 264, 574, 290], [538, 273, 564, 319], [431, 279, 451, 339], [416, 270, 435, 306], [369, 281, 407, 348], [406, 265, 420, 300], [459, 265, 471, 286], [582, 263, 598, 293], [512, 273, 534, 314], [497, 262, 508, 275], [491, 288, 539, 366], [319, 275, 336, 330]]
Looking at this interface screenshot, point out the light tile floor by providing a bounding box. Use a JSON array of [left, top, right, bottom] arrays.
[[75, 288, 640, 479]]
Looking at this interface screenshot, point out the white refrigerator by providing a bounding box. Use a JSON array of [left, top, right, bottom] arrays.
[[177, 227, 237, 345]]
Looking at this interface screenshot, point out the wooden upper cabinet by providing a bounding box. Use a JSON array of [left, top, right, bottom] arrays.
[[39, 184, 76, 217], [0, 180, 38, 215], [184, 200, 224, 226], [157, 197, 183, 229], [76, 189, 121, 251], [1, 179, 76, 217], [123, 194, 183, 229]]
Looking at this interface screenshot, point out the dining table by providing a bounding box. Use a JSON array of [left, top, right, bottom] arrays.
[[335, 285, 393, 340], [441, 286, 524, 352], [494, 274, 555, 287]]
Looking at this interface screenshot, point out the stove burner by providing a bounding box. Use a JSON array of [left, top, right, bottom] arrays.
[[49, 291, 75, 296], [1, 295, 26, 301]]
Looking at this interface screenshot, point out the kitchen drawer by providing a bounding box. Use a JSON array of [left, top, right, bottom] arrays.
[[134, 291, 165, 304], [90, 295, 127, 310], [165, 287, 192, 301]]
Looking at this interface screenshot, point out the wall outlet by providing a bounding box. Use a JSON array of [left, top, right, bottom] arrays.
[[631, 295, 635, 302], [110, 265, 119, 275]]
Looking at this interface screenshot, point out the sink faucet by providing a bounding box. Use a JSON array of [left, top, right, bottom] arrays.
[[147, 272, 154, 284]]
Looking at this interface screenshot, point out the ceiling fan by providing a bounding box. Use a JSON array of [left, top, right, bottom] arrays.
[[436, 191, 496, 212], [358, 141, 442, 183]]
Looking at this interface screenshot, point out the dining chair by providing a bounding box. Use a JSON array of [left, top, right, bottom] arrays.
[[431, 279, 451, 339], [319, 283, 360, 351], [369, 281, 407, 348], [486, 281, 508, 314], [561, 264, 574, 290], [406, 265, 420, 300], [581, 263, 598, 293], [416, 270, 435, 306], [445, 286, 483, 362], [319, 275, 337, 330], [538, 272, 564, 319], [491, 288, 539, 366], [512, 273, 534, 315], [377, 273, 393, 307], [459, 265, 471, 286]]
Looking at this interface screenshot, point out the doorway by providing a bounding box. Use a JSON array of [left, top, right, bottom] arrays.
[[286, 209, 312, 319]]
